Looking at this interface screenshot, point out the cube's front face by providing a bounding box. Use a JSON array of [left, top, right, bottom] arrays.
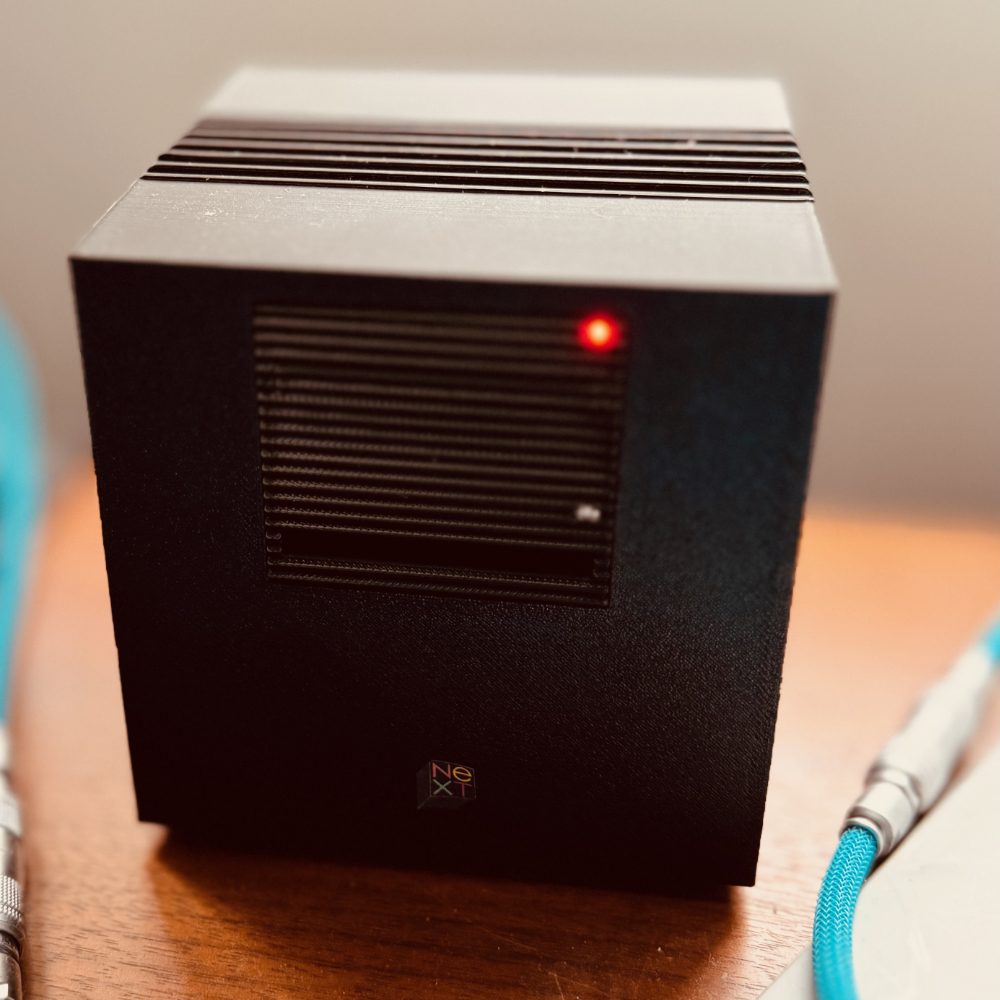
[[74, 258, 827, 888]]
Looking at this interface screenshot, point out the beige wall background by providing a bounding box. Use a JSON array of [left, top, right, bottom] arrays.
[[1, 0, 997, 516]]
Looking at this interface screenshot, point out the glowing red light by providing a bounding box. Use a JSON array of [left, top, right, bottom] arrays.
[[578, 315, 623, 352]]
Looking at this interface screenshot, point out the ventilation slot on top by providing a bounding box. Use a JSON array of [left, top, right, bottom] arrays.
[[146, 123, 812, 202], [254, 305, 629, 606]]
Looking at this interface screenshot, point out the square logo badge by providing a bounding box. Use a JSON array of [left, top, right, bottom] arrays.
[[417, 760, 476, 809]]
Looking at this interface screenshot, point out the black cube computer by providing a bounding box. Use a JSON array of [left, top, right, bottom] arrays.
[[72, 69, 835, 888]]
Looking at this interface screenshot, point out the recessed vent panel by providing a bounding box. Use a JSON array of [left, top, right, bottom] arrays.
[[253, 305, 629, 605], [147, 123, 812, 202]]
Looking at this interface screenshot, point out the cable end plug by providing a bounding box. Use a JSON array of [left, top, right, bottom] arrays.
[[842, 765, 921, 859]]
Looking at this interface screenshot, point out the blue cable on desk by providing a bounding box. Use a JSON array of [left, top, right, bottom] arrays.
[[0, 307, 42, 722], [812, 826, 878, 1000], [0, 305, 41, 1000], [812, 616, 1000, 1000]]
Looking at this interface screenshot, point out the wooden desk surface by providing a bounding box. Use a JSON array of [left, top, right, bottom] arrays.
[[12, 467, 999, 999]]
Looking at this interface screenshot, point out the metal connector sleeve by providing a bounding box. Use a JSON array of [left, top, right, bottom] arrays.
[[0, 935, 23, 1000], [842, 642, 996, 860], [0, 828, 21, 888], [0, 745, 24, 999], [0, 876, 22, 948], [0, 766, 21, 841], [875, 646, 994, 810], [0, 791, 20, 840], [842, 772, 919, 858]]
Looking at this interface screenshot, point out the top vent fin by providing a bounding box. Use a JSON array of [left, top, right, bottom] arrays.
[[145, 123, 812, 203]]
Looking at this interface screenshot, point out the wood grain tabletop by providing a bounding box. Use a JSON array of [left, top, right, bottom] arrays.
[[10, 466, 999, 999]]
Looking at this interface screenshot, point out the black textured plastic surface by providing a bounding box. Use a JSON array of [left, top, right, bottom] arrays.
[[73, 261, 829, 889]]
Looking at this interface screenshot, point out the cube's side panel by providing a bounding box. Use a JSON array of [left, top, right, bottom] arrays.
[[71, 258, 267, 825], [616, 291, 830, 882]]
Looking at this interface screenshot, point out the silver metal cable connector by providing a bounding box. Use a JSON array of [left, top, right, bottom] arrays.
[[843, 638, 996, 859], [0, 727, 23, 1000]]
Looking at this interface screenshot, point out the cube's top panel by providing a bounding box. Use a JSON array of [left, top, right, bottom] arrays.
[[74, 69, 836, 295], [202, 68, 793, 132]]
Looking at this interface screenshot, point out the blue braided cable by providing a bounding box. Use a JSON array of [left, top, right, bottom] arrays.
[[0, 307, 43, 722], [980, 616, 1000, 666], [812, 825, 878, 1000]]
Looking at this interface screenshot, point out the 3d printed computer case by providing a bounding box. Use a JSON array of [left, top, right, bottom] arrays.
[[72, 70, 836, 888]]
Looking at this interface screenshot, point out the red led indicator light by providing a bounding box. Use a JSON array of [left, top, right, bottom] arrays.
[[578, 315, 623, 352]]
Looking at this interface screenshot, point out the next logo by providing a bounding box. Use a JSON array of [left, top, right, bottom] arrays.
[[416, 760, 476, 809]]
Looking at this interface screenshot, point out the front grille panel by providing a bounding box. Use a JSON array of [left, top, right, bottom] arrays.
[[254, 305, 629, 605], [148, 123, 812, 202]]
